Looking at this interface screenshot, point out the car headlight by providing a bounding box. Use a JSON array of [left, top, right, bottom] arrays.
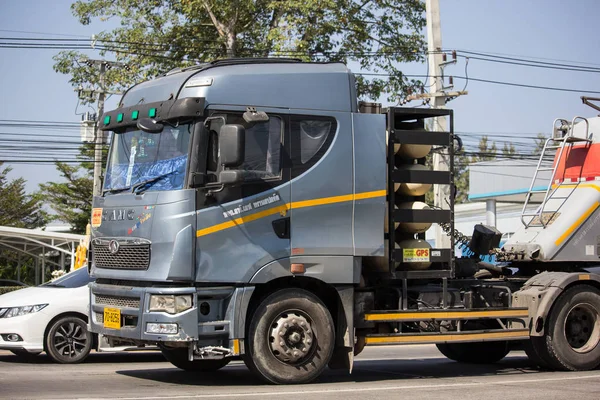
[[0, 304, 48, 318], [148, 295, 192, 314]]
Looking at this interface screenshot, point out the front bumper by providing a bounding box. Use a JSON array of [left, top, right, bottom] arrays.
[[89, 283, 236, 346], [0, 312, 47, 352]]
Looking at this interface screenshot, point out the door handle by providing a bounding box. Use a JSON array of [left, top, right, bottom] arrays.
[[272, 217, 290, 239]]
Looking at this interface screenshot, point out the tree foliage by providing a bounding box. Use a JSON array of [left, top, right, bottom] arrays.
[[37, 145, 101, 234], [0, 164, 44, 228], [0, 164, 46, 285], [54, 0, 427, 102]]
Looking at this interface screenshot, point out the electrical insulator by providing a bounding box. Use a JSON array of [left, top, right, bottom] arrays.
[[442, 53, 447, 62], [452, 50, 457, 60], [449, 76, 454, 85]]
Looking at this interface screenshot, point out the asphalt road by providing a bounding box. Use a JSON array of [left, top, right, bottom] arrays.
[[1, 346, 600, 400]]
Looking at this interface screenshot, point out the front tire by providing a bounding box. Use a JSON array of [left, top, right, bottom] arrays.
[[161, 347, 230, 371], [436, 341, 509, 364], [535, 285, 600, 371], [45, 316, 92, 364], [245, 288, 335, 384]]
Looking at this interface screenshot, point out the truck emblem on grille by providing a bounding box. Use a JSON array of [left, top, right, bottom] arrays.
[[108, 240, 120, 254]]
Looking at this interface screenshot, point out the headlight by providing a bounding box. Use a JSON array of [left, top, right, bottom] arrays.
[[0, 304, 48, 318], [149, 295, 192, 314]]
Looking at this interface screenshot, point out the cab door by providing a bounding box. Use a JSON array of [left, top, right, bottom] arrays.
[[194, 106, 291, 282]]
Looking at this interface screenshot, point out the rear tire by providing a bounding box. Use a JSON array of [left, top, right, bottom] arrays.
[[536, 285, 600, 371], [245, 288, 335, 384], [524, 337, 555, 369], [436, 341, 509, 364], [161, 347, 230, 371]]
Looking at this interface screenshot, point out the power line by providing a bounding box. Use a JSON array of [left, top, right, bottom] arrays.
[[0, 29, 89, 38], [458, 54, 600, 74], [455, 49, 600, 70]]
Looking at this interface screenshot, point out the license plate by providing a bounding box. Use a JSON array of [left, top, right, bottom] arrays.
[[103, 307, 121, 329]]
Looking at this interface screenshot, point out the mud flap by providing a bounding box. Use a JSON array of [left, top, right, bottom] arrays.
[[327, 286, 354, 372]]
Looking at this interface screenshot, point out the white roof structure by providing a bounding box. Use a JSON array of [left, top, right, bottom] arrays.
[[0, 226, 85, 284]]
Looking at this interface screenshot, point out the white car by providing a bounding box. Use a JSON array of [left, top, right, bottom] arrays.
[[0, 267, 96, 363]]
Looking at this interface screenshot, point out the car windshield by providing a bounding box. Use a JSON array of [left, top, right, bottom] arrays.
[[42, 268, 93, 288], [103, 124, 193, 193]]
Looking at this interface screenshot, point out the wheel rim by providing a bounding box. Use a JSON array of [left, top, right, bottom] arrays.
[[53, 321, 88, 359], [268, 310, 315, 365], [564, 302, 600, 353]]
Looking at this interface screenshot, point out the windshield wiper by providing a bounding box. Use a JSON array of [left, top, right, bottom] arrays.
[[43, 283, 65, 288], [102, 187, 131, 195], [131, 171, 177, 194]]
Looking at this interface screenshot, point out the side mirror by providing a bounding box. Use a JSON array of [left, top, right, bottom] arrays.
[[137, 118, 164, 134], [219, 124, 245, 167], [219, 170, 243, 185], [188, 172, 206, 188]]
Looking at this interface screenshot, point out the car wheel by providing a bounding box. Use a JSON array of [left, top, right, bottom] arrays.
[[245, 288, 335, 384], [161, 347, 230, 371], [45, 316, 92, 364]]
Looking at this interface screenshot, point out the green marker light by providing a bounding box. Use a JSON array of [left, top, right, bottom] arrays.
[[148, 108, 157, 118], [103, 115, 111, 125], [117, 113, 124, 123], [132, 110, 139, 120]]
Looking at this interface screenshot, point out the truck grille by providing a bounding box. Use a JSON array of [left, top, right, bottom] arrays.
[[93, 243, 150, 270], [95, 294, 140, 309]]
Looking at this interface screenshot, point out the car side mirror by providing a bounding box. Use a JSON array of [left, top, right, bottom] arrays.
[[219, 124, 245, 168]]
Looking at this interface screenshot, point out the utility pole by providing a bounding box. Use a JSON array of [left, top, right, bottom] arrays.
[[76, 59, 123, 196], [406, 0, 468, 249], [426, 0, 450, 249]]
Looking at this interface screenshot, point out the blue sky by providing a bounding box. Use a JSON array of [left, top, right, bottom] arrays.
[[0, 0, 599, 193]]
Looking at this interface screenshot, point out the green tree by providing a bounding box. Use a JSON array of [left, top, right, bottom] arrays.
[[37, 145, 99, 234], [0, 164, 44, 228], [54, 0, 427, 102], [0, 163, 45, 285]]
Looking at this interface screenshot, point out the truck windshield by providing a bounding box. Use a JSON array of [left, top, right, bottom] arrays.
[[103, 124, 192, 194]]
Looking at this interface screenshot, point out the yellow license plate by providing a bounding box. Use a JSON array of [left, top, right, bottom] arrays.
[[103, 307, 121, 329]]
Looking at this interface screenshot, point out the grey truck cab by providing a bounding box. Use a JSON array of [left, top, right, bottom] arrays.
[[89, 59, 386, 382]]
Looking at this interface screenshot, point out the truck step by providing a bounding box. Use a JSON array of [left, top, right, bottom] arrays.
[[364, 308, 529, 322], [364, 329, 530, 345]]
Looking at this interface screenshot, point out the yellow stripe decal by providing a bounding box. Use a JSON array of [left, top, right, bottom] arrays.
[[552, 183, 600, 192], [365, 309, 529, 321], [555, 201, 600, 246], [364, 330, 529, 345], [196, 190, 386, 237]]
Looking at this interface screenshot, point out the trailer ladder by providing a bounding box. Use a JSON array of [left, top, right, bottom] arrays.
[[521, 117, 591, 228]]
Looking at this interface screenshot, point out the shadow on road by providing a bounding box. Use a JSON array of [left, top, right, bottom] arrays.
[[0, 351, 166, 364], [115, 354, 539, 386]]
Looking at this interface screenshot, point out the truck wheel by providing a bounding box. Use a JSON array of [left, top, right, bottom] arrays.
[[45, 316, 92, 364], [245, 288, 335, 384], [161, 348, 230, 371], [436, 341, 509, 364], [537, 285, 600, 371], [524, 339, 554, 369]]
